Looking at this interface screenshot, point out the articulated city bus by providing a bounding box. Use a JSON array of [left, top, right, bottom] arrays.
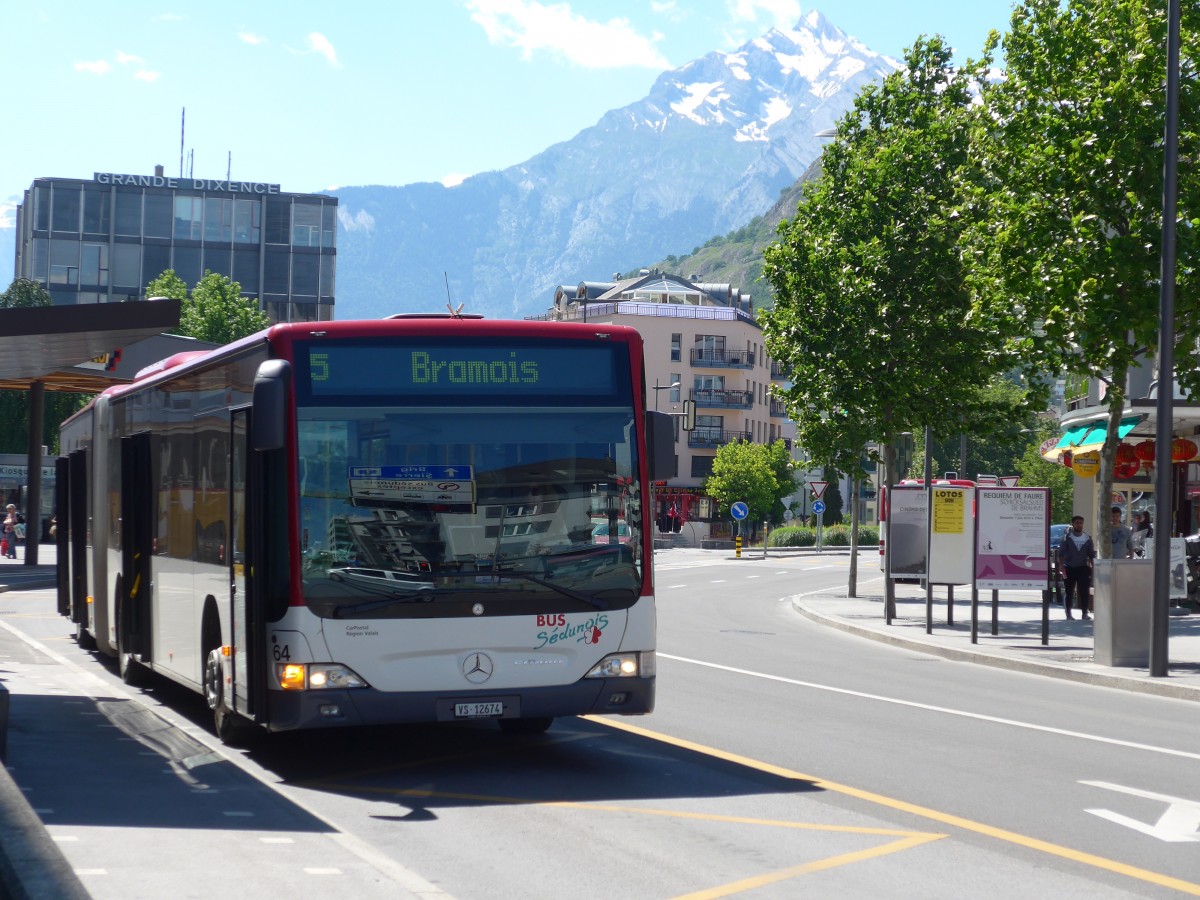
[[57, 316, 672, 742]]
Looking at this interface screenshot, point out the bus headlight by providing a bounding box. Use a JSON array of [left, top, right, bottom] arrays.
[[585, 651, 655, 679], [276, 663, 369, 690]]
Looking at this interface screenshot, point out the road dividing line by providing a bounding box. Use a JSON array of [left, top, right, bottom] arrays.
[[659, 654, 1200, 762], [588, 717, 1200, 897]]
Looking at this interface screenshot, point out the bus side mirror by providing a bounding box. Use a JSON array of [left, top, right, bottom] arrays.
[[253, 360, 292, 451], [645, 411, 676, 481], [681, 399, 696, 431]]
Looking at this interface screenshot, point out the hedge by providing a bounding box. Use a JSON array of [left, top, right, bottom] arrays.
[[767, 524, 879, 548]]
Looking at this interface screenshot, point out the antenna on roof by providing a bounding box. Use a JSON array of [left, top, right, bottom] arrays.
[[444, 272, 465, 316], [179, 107, 185, 177]]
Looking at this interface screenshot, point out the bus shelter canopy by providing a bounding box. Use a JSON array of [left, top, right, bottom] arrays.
[[0, 299, 182, 393]]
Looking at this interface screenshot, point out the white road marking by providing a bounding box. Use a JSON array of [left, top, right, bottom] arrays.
[[659, 654, 1200, 762], [1083, 782, 1200, 842]]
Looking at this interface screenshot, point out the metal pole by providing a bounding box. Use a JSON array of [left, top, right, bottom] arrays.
[[26, 381, 44, 566], [1151, 0, 1181, 678], [924, 425, 933, 634]]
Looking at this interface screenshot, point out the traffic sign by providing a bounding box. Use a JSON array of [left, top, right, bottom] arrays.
[[730, 501, 749, 521], [808, 480, 828, 499], [812, 499, 826, 514], [1000, 475, 1020, 487]]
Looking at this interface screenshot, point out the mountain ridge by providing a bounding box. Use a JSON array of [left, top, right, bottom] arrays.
[[333, 11, 895, 320]]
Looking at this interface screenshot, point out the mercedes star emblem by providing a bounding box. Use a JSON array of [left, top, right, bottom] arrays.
[[462, 652, 494, 684]]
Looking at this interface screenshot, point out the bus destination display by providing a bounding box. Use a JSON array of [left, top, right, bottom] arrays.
[[307, 344, 618, 396]]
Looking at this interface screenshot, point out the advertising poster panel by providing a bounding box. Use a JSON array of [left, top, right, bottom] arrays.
[[888, 487, 928, 580], [929, 484, 975, 584], [975, 487, 1050, 590]]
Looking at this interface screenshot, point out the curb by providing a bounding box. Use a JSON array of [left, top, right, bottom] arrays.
[[791, 598, 1200, 703]]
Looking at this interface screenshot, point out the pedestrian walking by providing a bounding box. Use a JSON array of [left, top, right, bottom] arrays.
[[2, 504, 19, 560], [1058, 515, 1095, 620]]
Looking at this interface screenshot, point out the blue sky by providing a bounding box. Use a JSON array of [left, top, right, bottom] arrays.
[[1, 0, 1018, 241]]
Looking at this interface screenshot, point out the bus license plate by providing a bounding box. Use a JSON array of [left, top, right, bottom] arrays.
[[454, 701, 504, 719]]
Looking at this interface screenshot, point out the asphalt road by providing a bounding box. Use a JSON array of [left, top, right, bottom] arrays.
[[2, 550, 1197, 898]]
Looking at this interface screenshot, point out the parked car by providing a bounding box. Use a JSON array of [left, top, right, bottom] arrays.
[[328, 567, 434, 594]]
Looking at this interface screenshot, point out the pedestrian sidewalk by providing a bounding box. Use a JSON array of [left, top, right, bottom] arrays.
[[0, 544, 58, 593], [792, 581, 1200, 702]]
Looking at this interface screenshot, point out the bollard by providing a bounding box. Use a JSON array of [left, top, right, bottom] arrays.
[[735, 536, 742, 558]]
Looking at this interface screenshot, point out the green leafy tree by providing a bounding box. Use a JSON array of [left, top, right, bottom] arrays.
[[0, 278, 53, 308], [970, 0, 1200, 555], [906, 376, 1042, 481], [168, 270, 270, 344], [763, 36, 1036, 486], [146, 270, 189, 301], [1013, 425, 1075, 524], [702, 440, 796, 529], [761, 38, 1035, 596]]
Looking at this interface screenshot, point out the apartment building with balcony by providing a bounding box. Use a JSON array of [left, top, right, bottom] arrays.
[[538, 272, 796, 543]]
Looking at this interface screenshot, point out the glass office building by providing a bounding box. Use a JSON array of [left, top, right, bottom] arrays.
[[13, 170, 337, 322]]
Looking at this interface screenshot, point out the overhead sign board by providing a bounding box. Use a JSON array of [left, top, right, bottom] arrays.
[[347, 465, 476, 506]]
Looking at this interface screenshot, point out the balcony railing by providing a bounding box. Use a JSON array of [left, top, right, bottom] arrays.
[[687, 429, 752, 449], [691, 388, 753, 409], [770, 361, 787, 379], [769, 400, 789, 418], [690, 348, 754, 369]]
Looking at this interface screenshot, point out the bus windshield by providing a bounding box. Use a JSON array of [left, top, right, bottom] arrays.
[[296, 403, 643, 618]]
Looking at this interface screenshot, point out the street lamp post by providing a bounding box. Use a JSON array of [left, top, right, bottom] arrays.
[[652, 379, 680, 412]]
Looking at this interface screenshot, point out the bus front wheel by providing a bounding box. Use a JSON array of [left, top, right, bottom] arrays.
[[204, 647, 257, 746]]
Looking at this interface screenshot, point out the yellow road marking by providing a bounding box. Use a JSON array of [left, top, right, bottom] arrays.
[[672, 832, 943, 900], [589, 716, 1200, 896]]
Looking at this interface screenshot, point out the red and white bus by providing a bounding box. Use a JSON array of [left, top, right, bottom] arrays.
[[57, 316, 672, 742]]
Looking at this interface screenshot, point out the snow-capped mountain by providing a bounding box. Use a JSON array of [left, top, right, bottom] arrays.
[[333, 10, 898, 320]]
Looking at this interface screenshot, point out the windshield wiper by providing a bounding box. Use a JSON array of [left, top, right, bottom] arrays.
[[332, 590, 437, 617], [490, 570, 608, 610]]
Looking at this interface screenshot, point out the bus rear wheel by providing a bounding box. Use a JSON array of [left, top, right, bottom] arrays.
[[499, 717, 553, 735]]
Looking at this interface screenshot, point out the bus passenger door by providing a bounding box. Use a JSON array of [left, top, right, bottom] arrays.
[[229, 409, 254, 718], [68, 450, 89, 630], [119, 433, 153, 661], [55, 456, 70, 618]]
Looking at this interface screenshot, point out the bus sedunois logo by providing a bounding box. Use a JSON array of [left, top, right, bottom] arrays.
[[462, 652, 494, 684]]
